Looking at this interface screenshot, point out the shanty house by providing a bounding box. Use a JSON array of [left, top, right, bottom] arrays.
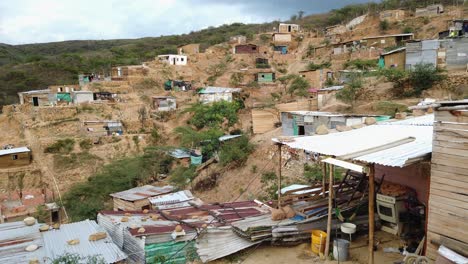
[[148, 190, 197, 210], [72, 91, 94, 104], [255, 72, 275, 83], [299, 69, 333, 89], [157, 55, 188, 66], [110, 185, 174, 211], [415, 4, 444, 17], [273, 33, 292, 43], [234, 44, 258, 54], [405, 40, 439, 70], [0, 147, 31, 168], [255, 58, 269, 68], [177, 44, 200, 55], [0, 220, 46, 263], [198, 86, 242, 104], [273, 45, 288, 54], [42, 219, 127, 263], [84, 120, 123, 137], [361, 33, 414, 49], [380, 47, 406, 70], [93, 92, 116, 102], [17, 89, 53, 107], [280, 111, 375, 136], [440, 38, 468, 70], [379, 10, 405, 22], [229, 35, 247, 44], [151, 96, 177, 111], [278, 23, 299, 33]]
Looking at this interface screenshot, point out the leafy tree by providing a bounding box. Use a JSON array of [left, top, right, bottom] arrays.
[[307, 61, 331, 71], [219, 135, 254, 166], [45, 138, 75, 154], [184, 101, 242, 130], [336, 74, 363, 109], [169, 166, 197, 189], [380, 20, 390, 31], [287, 75, 310, 97], [409, 63, 446, 96], [298, 11, 305, 20], [344, 59, 377, 71]]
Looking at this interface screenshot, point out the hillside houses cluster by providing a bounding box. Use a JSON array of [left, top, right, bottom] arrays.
[[1, 5, 468, 263]]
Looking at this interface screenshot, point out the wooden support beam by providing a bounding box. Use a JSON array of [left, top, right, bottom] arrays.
[[324, 164, 334, 259], [277, 143, 282, 209], [322, 161, 327, 198], [368, 164, 375, 264]]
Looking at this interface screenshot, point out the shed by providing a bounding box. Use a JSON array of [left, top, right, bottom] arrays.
[[278, 23, 299, 33], [405, 40, 440, 70], [17, 89, 52, 107], [0, 147, 31, 168], [299, 69, 333, 89], [72, 91, 94, 104], [234, 44, 258, 54], [151, 96, 177, 111], [426, 100, 468, 260], [255, 72, 275, 83], [273, 45, 288, 54], [198, 86, 242, 104], [380, 47, 406, 70], [440, 38, 468, 70], [273, 33, 292, 43], [177, 43, 200, 55], [148, 190, 197, 210], [229, 35, 247, 44], [361, 33, 414, 49], [379, 10, 405, 22], [280, 111, 376, 136], [110, 185, 174, 211], [415, 4, 444, 17], [42, 219, 127, 263], [157, 55, 188, 66]]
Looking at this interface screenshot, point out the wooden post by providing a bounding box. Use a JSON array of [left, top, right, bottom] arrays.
[[277, 143, 282, 209], [321, 161, 327, 197], [368, 164, 375, 264], [324, 164, 334, 259]]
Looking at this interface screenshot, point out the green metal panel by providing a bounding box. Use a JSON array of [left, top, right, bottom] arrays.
[[293, 117, 298, 136], [145, 241, 198, 264], [257, 73, 274, 83], [56, 93, 72, 102]]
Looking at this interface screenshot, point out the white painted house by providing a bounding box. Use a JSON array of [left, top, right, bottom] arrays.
[[157, 55, 188, 66]]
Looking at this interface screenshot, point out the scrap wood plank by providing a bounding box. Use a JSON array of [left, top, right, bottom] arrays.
[[429, 194, 468, 210], [428, 217, 468, 244], [429, 199, 468, 218], [435, 121, 468, 131], [428, 201, 468, 221], [427, 231, 468, 258], [433, 140, 468, 150], [429, 188, 468, 206], [433, 146, 468, 158], [430, 178, 468, 193], [434, 134, 468, 143], [432, 157, 468, 170], [431, 164, 468, 177], [436, 110, 468, 123]]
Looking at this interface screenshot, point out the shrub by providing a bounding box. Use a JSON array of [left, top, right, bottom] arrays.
[[403, 26, 414, 34], [219, 135, 254, 166], [79, 139, 93, 151], [307, 61, 331, 71], [53, 152, 102, 170], [230, 72, 244, 87], [336, 74, 363, 108], [45, 138, 75, 154], [380, 20, 389, 31], [260, 171, 278, 201], [375, 101, 409, 116], [169, 166, 197, 189], [185, 101, 242, 129], [344, 59, 377, 71], [409, 63, 446, 96], [287, 75, 310, 97], [174, 126, 223, 159]]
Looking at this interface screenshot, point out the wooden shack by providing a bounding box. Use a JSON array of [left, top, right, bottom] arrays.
[[151, 96, 177, 111], [426, 100, 468, 260], [17, 90, 52, 107], [0, 147, 31, 168], [380, 47, 406, 70], [299, 69, 333, 89], [234, 44, 258, 54], [110, 185, 174, 211]]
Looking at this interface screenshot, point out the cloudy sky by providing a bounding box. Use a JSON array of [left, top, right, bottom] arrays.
[[0, 0, 375, 45]]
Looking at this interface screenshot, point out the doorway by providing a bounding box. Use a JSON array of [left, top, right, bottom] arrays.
[[51, 210, 60, 223], [298, 125, 305, 135], [32, 97, 39, 106]]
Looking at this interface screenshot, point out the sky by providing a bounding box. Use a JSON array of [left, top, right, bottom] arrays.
[[0, 0, 375, 45]]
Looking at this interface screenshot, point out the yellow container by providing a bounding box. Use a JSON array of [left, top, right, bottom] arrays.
[[311, 230, 327, 254]]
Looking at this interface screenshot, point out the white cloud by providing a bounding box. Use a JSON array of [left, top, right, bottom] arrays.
[[0, 0, 373, 44]]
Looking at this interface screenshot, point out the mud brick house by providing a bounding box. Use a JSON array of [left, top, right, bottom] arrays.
[[177, 43, 200, 55], [278, 23, 299, 33], [234, 44, 258, 54], [0, 147, 31, 168], [361, 33, 414, 49], [110, 185, 174, 211], [17, 89, 53, 107], [273, 33, 292, 43], [415, 4, 444, 17], [198, 86, 242, 104], [299, 69, 333, 89]]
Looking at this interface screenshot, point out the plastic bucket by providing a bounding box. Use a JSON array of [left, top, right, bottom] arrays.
[[333, 238, 350, 261], [311, 230, 327, 254]]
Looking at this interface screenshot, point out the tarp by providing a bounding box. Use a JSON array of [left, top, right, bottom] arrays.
[[191, 154, 202, 165], [56, 93, 72, 102]]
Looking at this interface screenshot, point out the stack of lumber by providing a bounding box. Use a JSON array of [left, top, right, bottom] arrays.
[[427, 101, 468, 260]]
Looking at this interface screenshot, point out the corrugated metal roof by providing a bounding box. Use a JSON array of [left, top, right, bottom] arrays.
[[318, 86, 344, 91], [381, 47, 406, 56], [196, 227, 259, 263], [378, 114, 434, 126], [219, 135, 242, 142], [285, 111, 375, 118], [169, 149, 191, 159], [0, 147, 30, 156], [363, 33, 414, 40], [18, 89, 50, 95], [42, 220, 127, 263], [199, 87, 242, 94], [275, 124, 433, 167], [109, 185, 174, 201], [0, 221, 45, 264], [149, 190, 195, 209]]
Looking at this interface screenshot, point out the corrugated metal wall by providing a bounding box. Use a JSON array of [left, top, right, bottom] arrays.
[[441, 38, 468, 70], [405, 40, 439, 70]]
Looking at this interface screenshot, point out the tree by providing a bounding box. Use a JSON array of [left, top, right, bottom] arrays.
[[290, 15, 298, 21], [336, 74, 363, 109], [137, 106, 147, 128], [298, 11, 305, 20], [379, 20, 390, 31], [409, 63, 446, 96], [287, 76, 310, 97]]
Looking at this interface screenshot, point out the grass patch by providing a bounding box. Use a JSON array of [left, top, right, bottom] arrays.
[[375, 101, 408, 116], [44, 138, 75, 154], [53, 152, 102, 170]]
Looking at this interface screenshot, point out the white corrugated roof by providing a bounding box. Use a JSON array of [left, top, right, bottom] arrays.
[[199, 87, 242, 94], [110, 185, 174, 201], [275, 124, 432, 167], [378, 114, 434, 126], [149, 190, 195, 209], [42, 220, 127, 263], [0, 221, 45, 264], [0, 147, 30, 156]]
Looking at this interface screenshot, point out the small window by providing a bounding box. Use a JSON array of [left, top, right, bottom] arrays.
[[12, 155, 18, 160], [181, 58, 185, 62], [261, 74, 265, 78]]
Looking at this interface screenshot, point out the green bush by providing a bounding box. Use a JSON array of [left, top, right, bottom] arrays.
[[409, 63, 446, 96], [219, 135, 254, 166], [45, 138, 75, 154], [230, 72, 244, 87], [336, 74, 363, 108], [307, 61, 331, 71], [259, 171, 278, 201], [344, 59, 378, 71], [174, 126, 223, 159], [185, 101, 242, 129], [79, 139, 93, 151], [53, 152, 102, 170], [380, 20, 390, 31], [287, 75, 310, 97], [169, 166, 197, 189]]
